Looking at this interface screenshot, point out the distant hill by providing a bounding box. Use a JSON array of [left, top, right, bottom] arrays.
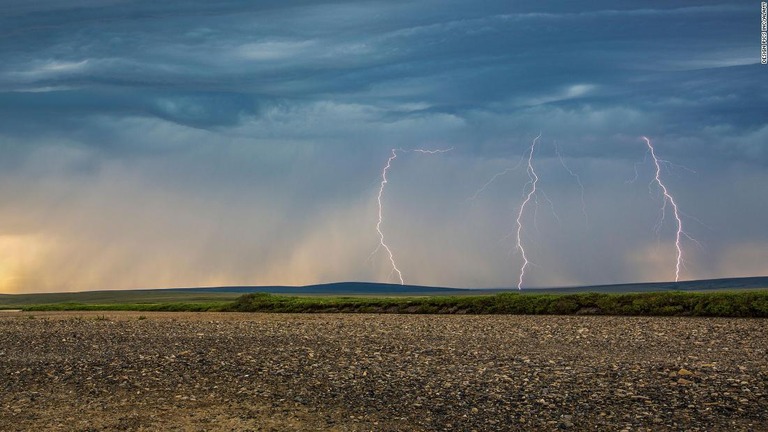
[[166, 281, 474, 296], [526, 276, 768, 294], [1, 276, 766, 307], [164, 276, 768, 295]]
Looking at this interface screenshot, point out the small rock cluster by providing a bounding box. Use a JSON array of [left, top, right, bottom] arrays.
[[1, 312, 766, 431]]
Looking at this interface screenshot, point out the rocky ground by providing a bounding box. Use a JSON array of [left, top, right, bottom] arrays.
[[0, 311, 766, 431]]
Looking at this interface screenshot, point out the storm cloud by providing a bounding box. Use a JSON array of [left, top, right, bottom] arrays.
[[0, 1, 765, 292]]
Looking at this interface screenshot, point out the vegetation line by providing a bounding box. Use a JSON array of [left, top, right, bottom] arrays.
[[13, 292, 768, 317], [18, 302, 230, 312]]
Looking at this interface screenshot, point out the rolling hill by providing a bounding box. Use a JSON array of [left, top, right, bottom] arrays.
[[1, 276, 766, 307]]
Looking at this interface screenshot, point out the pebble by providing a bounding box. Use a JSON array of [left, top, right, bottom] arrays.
[[0, 311, 765, 431]]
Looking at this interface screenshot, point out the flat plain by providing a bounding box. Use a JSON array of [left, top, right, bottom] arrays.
[[1, 312, 766, 431]]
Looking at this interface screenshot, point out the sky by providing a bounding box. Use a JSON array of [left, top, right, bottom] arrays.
[[1, 1, 766, 293]]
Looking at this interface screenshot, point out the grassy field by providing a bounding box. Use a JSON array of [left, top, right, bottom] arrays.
[[0, 290, 242, 307], [6, 291, 768, 317]]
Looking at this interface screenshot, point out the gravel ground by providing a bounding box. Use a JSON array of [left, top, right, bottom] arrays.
[[1, 311, 766, 431]]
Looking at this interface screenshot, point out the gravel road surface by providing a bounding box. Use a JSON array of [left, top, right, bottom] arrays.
[[1, 312, 766, 431]]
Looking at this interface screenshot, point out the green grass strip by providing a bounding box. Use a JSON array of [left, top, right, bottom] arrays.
[[13, 291, 768, 317], [20, 302, 230, 312], [223, 291, 768, 317]]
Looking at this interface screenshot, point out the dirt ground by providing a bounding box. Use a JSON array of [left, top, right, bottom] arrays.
[[1, 311, 766, 431]]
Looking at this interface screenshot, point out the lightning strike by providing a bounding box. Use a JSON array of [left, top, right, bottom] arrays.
[[554, 142, 588, 227], [468, 153, 526, 201], [374, 147, 452, 285], [539, 190, 561, 228], [476, 137, 589, 288], [626, 151, 647, 184], [642, 136, 690, 282], [514, 132, 542, 289]]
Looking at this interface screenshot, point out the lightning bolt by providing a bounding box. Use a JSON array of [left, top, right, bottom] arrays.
[[642, 136, 690, 282], [514, 132, 542, 289], [375, 149, 404, 284], [468, 154, 526, 201], [374, 147, 452, 285], [626, 151, 648, 184], [554, 142, 588, 228], [472, 136, 588, 289], [411, 148, 453, 155]]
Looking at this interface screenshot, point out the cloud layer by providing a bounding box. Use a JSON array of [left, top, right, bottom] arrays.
[[0, 1, 765, 292]]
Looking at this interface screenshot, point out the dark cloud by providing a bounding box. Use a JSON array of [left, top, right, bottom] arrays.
[[0, 1, 765, 292]]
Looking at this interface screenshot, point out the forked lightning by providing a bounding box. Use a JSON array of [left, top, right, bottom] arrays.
[[374, 148, 452, 285]]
